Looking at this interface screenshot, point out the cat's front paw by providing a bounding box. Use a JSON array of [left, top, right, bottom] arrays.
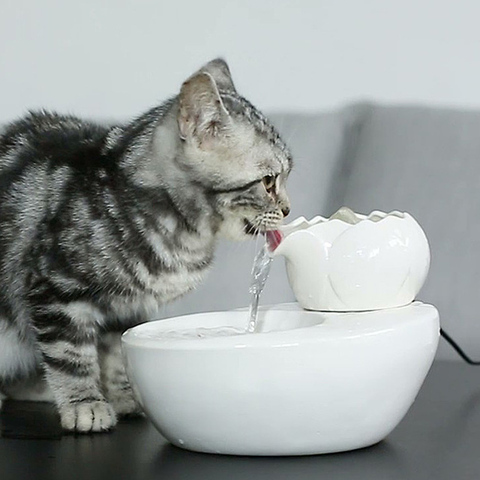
[[60, 400, 117, 433], [108, 388, 144, 418]]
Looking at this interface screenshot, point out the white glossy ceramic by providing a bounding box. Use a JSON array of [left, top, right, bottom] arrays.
[[274, 208, 430, 311], [122, 302, 439, 456]]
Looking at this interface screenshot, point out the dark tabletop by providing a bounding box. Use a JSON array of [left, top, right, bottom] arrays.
[[1, 360, 479, 480]]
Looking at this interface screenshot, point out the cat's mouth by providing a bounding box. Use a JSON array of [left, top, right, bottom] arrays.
[[244, 220, 283, 251], [244, 219, 281, 235]]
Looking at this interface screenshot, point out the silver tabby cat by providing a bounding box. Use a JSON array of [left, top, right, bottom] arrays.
[[0, 59, 292, 432]]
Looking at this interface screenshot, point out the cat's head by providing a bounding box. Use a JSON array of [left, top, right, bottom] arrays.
[[176, 58, 292, 240]]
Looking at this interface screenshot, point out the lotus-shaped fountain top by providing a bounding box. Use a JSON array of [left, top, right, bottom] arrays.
[[274, 207, 430, 312]]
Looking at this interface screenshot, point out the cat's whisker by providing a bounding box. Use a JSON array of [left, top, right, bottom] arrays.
[[254, 230, 262, 254]]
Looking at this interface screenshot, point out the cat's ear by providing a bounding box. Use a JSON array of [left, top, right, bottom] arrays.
[[178, 71, 230, 146], [198, 58, 236, 92]]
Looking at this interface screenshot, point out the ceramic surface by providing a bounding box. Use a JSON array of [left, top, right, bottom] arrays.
[[122, 302, 439, 456], [274, 208, 430, 311]]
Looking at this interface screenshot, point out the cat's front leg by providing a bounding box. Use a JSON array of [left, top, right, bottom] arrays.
[[32, 300, 117, 433], [99, 332, 143, 417]]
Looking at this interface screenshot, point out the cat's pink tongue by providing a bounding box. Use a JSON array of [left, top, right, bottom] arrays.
[[265, 230, 283, 252]]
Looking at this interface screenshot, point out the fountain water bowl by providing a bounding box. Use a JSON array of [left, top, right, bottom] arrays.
[[122, 302, 439, 456], [273, 208, 430, 312], [122, 209, 439, 455]]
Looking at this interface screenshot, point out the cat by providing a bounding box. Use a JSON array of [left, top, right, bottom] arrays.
[[0, 59, 292, 433]]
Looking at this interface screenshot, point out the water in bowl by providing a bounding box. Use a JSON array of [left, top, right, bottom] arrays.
[[159, 326, 245, 340]]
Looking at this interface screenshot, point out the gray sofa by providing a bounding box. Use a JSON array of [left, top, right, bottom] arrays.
[[162, 102, 480, 362]]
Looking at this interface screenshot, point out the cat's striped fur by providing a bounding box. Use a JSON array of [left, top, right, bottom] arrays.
[[0, 59, 292, 432]]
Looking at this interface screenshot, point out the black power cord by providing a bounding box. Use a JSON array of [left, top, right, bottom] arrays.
[[440, 328, 480, 365]]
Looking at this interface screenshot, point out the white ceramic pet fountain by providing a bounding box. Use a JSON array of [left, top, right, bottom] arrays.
[[122, 207, 439, 456], [276, 208, 431, 311]]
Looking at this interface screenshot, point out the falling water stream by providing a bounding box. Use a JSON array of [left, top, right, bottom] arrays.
[[158, 234, 280, 340], [246, 244, 274, 333]]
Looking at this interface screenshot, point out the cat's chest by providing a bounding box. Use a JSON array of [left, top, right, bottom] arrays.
[[109, 267, 209, 324], [107, 227, 214, 322], [143, 225, 214, 283]]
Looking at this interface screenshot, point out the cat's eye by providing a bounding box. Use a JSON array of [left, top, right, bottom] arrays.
[[262, 175, 276, 194]]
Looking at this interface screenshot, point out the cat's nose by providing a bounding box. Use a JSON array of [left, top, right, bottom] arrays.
[[282, 206, 290, 218]]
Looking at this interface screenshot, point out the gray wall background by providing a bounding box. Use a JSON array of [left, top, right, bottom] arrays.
[[2, 0, 480, 122]]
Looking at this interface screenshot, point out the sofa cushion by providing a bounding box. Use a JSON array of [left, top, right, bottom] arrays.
[[341, 104, 480, 360]]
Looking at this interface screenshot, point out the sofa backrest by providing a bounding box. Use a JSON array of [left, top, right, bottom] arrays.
[[6, 104, 475, 361], [167, 103, 480, 362], [340, 103, 480, 361]]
